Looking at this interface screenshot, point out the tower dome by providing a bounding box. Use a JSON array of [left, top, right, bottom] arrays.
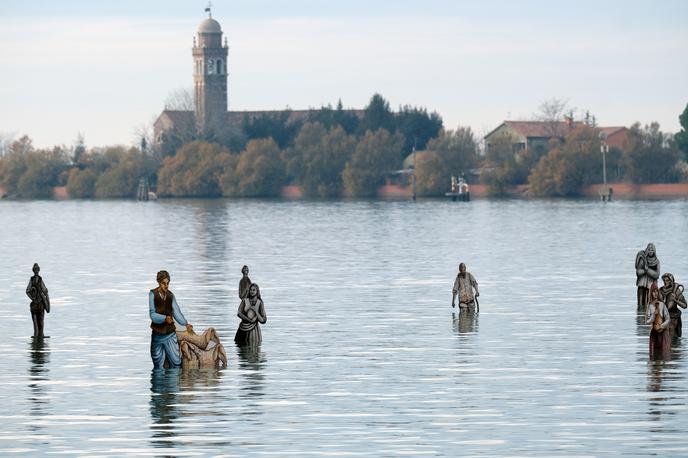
[[198, 18, 222, 34]]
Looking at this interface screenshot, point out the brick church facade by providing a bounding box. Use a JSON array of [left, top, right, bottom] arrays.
[[154, 13, 361, 144]]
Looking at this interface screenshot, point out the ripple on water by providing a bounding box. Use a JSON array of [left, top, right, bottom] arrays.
[[0, 199, 687, 455]]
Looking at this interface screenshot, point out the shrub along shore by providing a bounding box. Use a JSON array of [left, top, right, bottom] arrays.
[[1, 96, 687, 200]]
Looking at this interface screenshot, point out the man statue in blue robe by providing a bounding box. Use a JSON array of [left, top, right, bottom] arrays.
[[149, 270, 193, 369]]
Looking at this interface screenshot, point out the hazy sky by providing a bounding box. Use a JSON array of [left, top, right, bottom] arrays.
[[1, 0, 687, 148]]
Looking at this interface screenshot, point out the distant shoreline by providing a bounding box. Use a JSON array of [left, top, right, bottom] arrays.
[[378, 183, 688, 200], [2, 183, 688, 201]]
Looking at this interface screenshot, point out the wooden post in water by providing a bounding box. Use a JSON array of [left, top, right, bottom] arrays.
[[137, 177, 149, 201]]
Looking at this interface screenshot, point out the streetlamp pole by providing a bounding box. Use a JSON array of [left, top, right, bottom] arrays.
[[601, 143, 608, 187], [412, 138, 417, 201], [599, 131, 610, 201]]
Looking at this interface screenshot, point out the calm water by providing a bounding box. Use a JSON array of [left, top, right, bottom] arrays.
[[1, 198, 687, 456]]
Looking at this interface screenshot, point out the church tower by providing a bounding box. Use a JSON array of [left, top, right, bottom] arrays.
[[193, 12, 228, 134]]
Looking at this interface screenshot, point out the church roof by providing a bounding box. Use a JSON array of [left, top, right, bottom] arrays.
[[198, 18, 222, 34], [597, 126, 627, 136], [160, 110, 194, 125]]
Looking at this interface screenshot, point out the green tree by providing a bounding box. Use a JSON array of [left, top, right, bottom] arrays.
[[414, 151, 447, 196], [396, 105, 443, 158], [16, 147, 69, 198], [221, 138, 286, 197], [66, 168, 98, 198], [242, 110, 302, 148], [481, 128, 550, 195], [0, 138, 68, 198], [343, 129, 404, 197], [290, 122, 327, 184], [0, 136, 33, 194], [674, 103, 688, 158], [529, 126, 603, 196], [215, 123, 247, 153], [72, 133, 86, 166], [426, 127, 479, 174], [295, 123, 356, 197], [94, 147, 155, 198], [307, 99, 360, 134], [359, 94, 395, 135], [158, 141, 233, 197], [623, 122, 680, 184], [158, 128, 198, 158]]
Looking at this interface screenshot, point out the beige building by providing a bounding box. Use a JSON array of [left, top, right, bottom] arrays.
[[484, 121, 629, 155]]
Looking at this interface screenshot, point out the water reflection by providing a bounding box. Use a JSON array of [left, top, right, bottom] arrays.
[[195, 201, 230, 269], [636, 310, 647, 337], [149, 368, 182, 449], [179, 367, 224, 391], [2, 199, 688, 456], [236, 346, 266, 420], [646, 330, 685, 436], [453, 308, 479, 335], [189, 201, 232, 326], [27, 337, 50, 430]]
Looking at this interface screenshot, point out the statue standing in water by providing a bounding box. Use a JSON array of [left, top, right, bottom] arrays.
[[660, 273, 687, 337], [635, 243, 660, 308], [239, 265, 251, 299], [149, 270, 193, 369], [26, 263, 50, 338], [235, 283, 267, 346], [646, 283, 671, 360], [452, 263, 479, 309]]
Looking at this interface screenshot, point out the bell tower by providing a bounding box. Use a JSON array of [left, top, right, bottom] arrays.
[[193, 8, 228, 134]]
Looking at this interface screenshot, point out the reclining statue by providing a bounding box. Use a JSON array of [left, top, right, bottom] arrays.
[[176, 326, 228, 369]]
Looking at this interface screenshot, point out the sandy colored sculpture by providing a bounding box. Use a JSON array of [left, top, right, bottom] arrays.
[[176, 326, 228, 368], [452, 263, 479, 310]]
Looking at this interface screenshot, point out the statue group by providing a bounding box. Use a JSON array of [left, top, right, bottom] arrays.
[[25, 246, 685, 368], [636, 243, 687, 360], [26, 262, 269, 370], [148, 265, 267, 369]]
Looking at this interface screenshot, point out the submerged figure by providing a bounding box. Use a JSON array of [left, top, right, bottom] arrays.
[[235, 283, 267, 346], [646, 284, 671, 361], [636, 243, 660, 308], [176, 327, 228, 368], [149, 270, 193, 369], [452, 263, 479, 309], [660, 273, 687, 338], [26, 263, 50, 338], [239, 265, 252, 299]]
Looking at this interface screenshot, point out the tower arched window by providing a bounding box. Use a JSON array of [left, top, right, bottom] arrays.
[[216, 59, 224, 74]]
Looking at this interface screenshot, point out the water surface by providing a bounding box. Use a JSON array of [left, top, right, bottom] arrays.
[[0, 198, 687, 456]]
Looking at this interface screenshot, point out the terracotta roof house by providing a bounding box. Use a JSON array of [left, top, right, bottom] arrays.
[[597, 126, 629, 151], [484, 121, 629, 155]]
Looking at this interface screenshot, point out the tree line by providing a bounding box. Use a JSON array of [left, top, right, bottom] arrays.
[[486, 118, 688, 197], [1, 98, 687, 199]]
